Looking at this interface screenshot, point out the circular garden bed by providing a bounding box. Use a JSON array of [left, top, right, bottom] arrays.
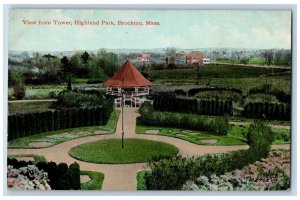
[[69, 139, 179, 164]]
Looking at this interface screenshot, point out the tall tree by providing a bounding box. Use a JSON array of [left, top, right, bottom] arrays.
[[81, 51, 90, 66], [261, 49, 274, 66], [61, 56, 73, 90]]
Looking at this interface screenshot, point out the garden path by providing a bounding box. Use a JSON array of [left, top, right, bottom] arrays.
[[8, 108, 290, 191]]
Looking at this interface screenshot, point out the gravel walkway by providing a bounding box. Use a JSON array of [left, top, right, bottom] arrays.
[[8, 108, 290, 191]]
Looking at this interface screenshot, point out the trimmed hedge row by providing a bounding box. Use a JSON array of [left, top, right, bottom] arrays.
[[243, 102, 290, 120], [7, 159, 80, 190], [188, 87, 243, 96], [8, 106, 111, 141], [153, 95, 233, 116], [138, 103, 230, 135]]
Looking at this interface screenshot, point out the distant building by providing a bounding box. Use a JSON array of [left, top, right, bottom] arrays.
[[184, 52, 211, 65], [137, 53, 150, 62], [175, 51, 187, 65], [186, 51, 205, 65], [203, 58, 211, 64]]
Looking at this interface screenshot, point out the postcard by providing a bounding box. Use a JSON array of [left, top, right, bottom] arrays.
[[6, 8, 292, 192]]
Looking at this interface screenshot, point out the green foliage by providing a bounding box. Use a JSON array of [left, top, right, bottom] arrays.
[[8, 158, 81, 190], [68, 162, 81, 190], [8, 69, 24, 87], [69, 139, 179, 164], [139, 103, 230, 135], [153, 95, 232, 116], [148, 65, 289, 80], [243, 102, 290, 120], [53, 90, 104, 108], [13, 86, 26, 100], [80, 171, 104, 190], [249, 84, 290, 103], [137, 171, 149, 190], [144, 120, 275, 190], [9, 110, 120, 148], [247, 121, 274, 158], [7, 106, 112, 141]]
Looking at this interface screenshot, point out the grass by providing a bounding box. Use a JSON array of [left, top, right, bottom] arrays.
[[136, 124, 290, 146], [229, 125, 290, 144], [136, 170, 148, 190], [152, 76, 291, 95], [8, 154, 47, 163], [148, 65, 290, 79], [8, 102, 54, 115], [80, 171, 104, 190], [69, 139, 179, 164], [136, 125, 247, 146], [8, 110, 120, 149]]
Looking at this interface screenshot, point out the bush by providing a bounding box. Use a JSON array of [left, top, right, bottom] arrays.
[[13, 86, 26, 100], [8, 69, 23, 87], [246, 121, 274, 159], [248, 84, 290, 103], [7, 159, 81, 190], [53, 90, 105, 109], [144, 120, 275, 190]]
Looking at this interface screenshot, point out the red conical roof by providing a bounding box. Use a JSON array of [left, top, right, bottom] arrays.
[[104, 60, 151, 88]]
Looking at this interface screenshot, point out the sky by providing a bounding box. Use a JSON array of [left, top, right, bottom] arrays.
[[9, 9, 291, 51]]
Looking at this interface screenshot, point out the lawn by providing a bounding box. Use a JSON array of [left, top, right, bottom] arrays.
[[136, 125, 247, 146], [69, 139, 179, 164], [8, 102, 54, 115], [136, 124, 290, 146], [147, 65, 290, 80], [8, 110, 120, 149], [80, 171, 104, 190], [153, 76, 290, 95]]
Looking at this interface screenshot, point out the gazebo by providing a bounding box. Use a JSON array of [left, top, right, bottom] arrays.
[[104, 59, 152, 107]]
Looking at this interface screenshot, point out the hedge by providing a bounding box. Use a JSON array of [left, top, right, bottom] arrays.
[[243, 102, 290, 120], [153, 95, 232, 116], [7, 159, 81, 190], [8, 105, 113, 141], [187, 87, 243, 96], [138, 103, 230, 135]]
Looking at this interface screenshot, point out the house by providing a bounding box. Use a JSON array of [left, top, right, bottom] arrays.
[[203, 58, 211, 64], [186, 51, 205, 65], [137, 54, 150, 62]]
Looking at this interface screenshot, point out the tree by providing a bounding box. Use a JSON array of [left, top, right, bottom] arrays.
[[80, 51, 90, 66], [61, 56, 72, 76], [8, 69, 23, 87], [43, 54, 56, 61], [61, 56, 73, 90], [97, 49, 118, 77], [240, 58, 250, 65], [261, 49, 274, 66]]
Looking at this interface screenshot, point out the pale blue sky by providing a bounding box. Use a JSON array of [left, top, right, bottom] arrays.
[[9, 9, 291, 51]]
